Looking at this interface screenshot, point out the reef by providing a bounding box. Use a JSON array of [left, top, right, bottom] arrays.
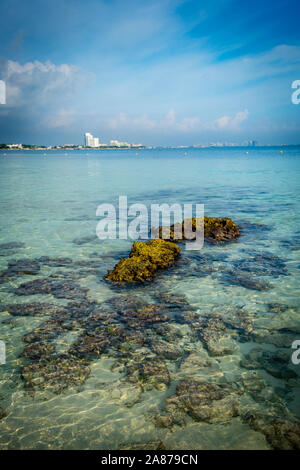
[[126, 358, 170, 391], [240, 348, 297, 380], [14, 278, 89, 299], [0, 242, 25, 250], [195, 314, 237, 356], [156, 379, 241, 427], [21, 355, 91, 393], [72, 234, 97, 245], [105, 239, 180, 282], [242, 413, 300, 450], [157, 216, 240, 243], [0, 302, 68, 317], [219, 269, 272, 291], [0, 259, 41, 283]]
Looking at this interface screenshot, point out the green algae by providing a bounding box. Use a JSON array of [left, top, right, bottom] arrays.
[[105, 239, 181, 283], [158, 216, 240, 243]]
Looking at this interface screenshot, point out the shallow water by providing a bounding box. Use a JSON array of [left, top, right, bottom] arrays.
[[0, 147, 299, 449]]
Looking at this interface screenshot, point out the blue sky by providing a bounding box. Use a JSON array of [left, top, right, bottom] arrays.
[[0, 0, 299, 145]]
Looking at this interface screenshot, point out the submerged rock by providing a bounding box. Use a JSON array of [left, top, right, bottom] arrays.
[[69, 332, 110, 359], [23, 319, 71, 343], [37, 256, 73, 267], [120, 441, 166, 450], [157, 216, 240, 243], [242, 413, 300, 450], [72, 235, 97, 245], [0, 259, 40, 283], [233, 252, 288, 278], [150, 339, 182, 360], [121, 304, 170, 328], [267, 303, 289, 313], [127, 358, 170, 391], [21, 355, 90, 393], [0, 242, 25, 250], [6, 259, 40, 275], [0, 302, 68, 317], [20, 341, 56, 360], [195, 315, 237, 356], [156, 379, 240, 428], [220, 270, 272, 291], [105, 239, 180, 282], [240, 348, 297, 379], [14, 278, 89, 299]]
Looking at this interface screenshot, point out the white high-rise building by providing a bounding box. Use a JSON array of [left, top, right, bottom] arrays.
[[84, 132, 100, 147]]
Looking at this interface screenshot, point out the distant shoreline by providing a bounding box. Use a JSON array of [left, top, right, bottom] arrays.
[[1, 144, 300, 151]]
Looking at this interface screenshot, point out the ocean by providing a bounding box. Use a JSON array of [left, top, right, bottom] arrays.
[[0, 146, 299, 449]]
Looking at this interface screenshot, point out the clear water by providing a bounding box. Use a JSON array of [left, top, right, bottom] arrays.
[[0, 147, 299, 449]]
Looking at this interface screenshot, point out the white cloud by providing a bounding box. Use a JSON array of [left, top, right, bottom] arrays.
[[1, 59, 84, 106], [214, 109, 249, 129], [105, 108, 249, 134]]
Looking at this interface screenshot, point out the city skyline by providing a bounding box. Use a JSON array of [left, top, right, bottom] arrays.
[[0, 0, 299, 146]]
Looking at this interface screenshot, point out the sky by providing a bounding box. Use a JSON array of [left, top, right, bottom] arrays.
[[0, 0, 299, 146]]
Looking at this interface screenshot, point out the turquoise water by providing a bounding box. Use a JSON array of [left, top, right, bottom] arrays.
[[0, 147, 299, 449]]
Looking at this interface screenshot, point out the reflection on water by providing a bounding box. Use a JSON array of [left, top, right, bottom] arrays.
[[0, 147, 299, 449]]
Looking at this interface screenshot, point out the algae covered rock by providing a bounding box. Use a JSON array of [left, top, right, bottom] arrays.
[[242, 413, 300, 450], [21, 356, 91, 393], [158, 216, 240, 243], [105, 239, 180, 283], [156, 378, 240, 428]]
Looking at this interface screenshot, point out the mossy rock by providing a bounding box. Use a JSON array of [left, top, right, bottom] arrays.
[[105, 239, 180, 283], [158, 216, 240, 243]]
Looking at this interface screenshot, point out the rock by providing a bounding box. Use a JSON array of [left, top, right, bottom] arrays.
[[6, 259, 40, 275], [240, 348, 297, 379], [154, 291, 190, 309], [0, 302, 68, 318], [0, 242, 25, 250], [69, 332, 110, 359], [156, 379, 240, 428], [223, 309, 254, 336], [0, 259, 41, 283], [120, 441, 166, 450], [23, 319, 71, 343], [233, 252, 288, 277], [267, 303, 289, 313], [157, 216, 240, 243], [178, 352, 222, 379], [20, 341, 56, 360], [21, 355, 90, 393], [37, 256, 74, 267], [121, 304, 170, 328], [220, 270, 272, 291], [242, 413, 300, 450], [14, 278, 89, 299], [105, 239, 180, 283], [195, 315, 237, 356], [251, 331, 296, 348], [72, 235, 97, 245], [127, 359, 170, 391], [150, 339, 182, 360]]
